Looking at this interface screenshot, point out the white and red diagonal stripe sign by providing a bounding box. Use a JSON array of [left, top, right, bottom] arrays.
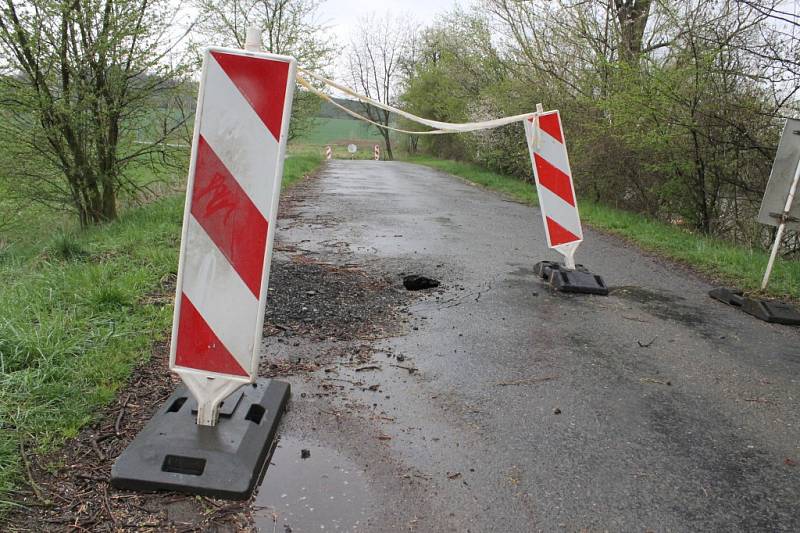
[[170, 48, 296, 382], [524, 111, 583, 256]]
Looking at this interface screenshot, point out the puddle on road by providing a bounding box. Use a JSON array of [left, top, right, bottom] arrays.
[[253, 436, 374, 532]]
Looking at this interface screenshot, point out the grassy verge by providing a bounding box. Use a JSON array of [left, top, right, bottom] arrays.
[[0, 151, 322, 509], [406, 154, 800, 300], [283, 151, 324, 188]]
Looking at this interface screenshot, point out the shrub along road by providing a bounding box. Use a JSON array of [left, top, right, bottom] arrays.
[[253, 160, 800, 532]]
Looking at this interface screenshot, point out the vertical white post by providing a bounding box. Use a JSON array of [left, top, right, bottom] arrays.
[[559, 242, 579, 270], [245, 26, 262, 52], [761, 158, 800, 290]]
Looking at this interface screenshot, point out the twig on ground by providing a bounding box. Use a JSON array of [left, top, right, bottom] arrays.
[[115, 394, 130, 436], [323, 377, 364, 386], [102, 486, 116, 525], [640, 377, 672, 386], [390, 364, 418, 374], [89, 436, 106, 461], [496, 375, 558, 386], [622, 315, 650, 323], [637, 336, 658, 348], [355, 365, 381, 372], [19, 440, 50, 507], [744, 397, 776, 404]]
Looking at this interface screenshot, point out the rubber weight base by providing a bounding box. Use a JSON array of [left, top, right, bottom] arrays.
[[111, 378, 290, 499], [708, 287, 800, 325], [533, 261, 609, 296]]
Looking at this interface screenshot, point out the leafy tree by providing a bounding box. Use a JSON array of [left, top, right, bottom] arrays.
[[0, 0, 192, 226], [401, 0, 796, 246]]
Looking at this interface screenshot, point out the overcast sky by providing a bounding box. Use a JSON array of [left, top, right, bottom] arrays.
[[318, 0, 466, 46]]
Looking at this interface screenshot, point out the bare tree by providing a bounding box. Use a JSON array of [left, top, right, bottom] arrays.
[[348, 12, 415, 160], [0, 0, 192, 226], [192, 0, 336, 139]]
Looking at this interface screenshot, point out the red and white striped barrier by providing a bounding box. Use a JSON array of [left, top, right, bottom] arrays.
[[170, 47, 296, 425], [374, 144, 380, 161], [524, 110, 583, 269], [325, 145, 332, 160]]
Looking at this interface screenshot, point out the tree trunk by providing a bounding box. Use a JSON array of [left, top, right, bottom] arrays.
[[100, 181, 118, 222], [384, 131, 394, 161], [613, 0, 652, 62]]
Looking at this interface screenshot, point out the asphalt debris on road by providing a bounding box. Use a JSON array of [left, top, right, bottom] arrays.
[[402, 274, 440, 291]]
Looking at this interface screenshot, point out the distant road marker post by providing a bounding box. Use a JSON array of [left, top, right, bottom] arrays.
[[374, 144, 380, 161], [325, 145, 332, 160], [112, 32, 295, 498]]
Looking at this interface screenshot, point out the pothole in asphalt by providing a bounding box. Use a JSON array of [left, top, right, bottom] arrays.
[[254, 436, 374, 532]]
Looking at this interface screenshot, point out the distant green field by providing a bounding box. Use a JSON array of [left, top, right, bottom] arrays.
[[299, 117, 382, 145]]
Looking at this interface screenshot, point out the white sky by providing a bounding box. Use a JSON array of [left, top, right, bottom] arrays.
[[318, 0, 466, 47], [315, 0, 467, 82]]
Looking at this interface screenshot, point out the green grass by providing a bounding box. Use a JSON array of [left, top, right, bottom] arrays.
[[407, 154, 800, 300], [282, 151, 323, 188], [0, 151, 321, 510]]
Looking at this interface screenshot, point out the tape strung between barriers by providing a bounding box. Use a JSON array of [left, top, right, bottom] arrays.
[[297, 66, 606, 293], [297, 68, 546, 142]]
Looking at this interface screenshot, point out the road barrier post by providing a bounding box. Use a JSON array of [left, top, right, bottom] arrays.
[[525, 106, 607, 295], [325, 145, 332, 160], [374, 144, 380, 161], [111, 30, 294, 498]]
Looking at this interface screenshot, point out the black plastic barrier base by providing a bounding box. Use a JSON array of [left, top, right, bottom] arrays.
[[111, 378, 290, 500], [533, 261, 609, 296], [709, 287, 745, 307], [708, 287, 800, 325]]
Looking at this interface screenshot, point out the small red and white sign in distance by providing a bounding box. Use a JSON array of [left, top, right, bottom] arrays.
[[374, 144, 380, 161], [524, 110, 583, 268], [170, 47, 296, 424]]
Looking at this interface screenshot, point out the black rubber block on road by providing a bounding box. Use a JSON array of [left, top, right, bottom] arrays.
[[533, 261, 590, 280], [708, 287, 745, 307], [111, 378, 290, 500], [533, 261, 560, 279], [548, 268, 609, 296], [741, 298, 800, 325]]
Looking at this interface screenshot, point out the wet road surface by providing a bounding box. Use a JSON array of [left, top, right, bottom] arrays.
[[254, 161, 800, 532]]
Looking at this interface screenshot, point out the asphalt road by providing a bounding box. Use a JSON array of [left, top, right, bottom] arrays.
[[255, 161, 800, 533]]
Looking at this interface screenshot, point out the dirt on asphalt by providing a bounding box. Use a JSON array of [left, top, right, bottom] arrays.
[[6, 173, 419, 532]]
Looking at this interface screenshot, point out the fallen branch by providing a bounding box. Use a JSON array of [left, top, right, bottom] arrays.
[[19, 440, 51, 507], [323, 377, 364, 386], [90, 436, 106, 461], [496, 375, 558, 386], [640, 377, 671, 386], [637, 336, 657, 348], [355, 365, 381, 372], [389, 364, 418, 374], [115, 394, 130, 436]]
